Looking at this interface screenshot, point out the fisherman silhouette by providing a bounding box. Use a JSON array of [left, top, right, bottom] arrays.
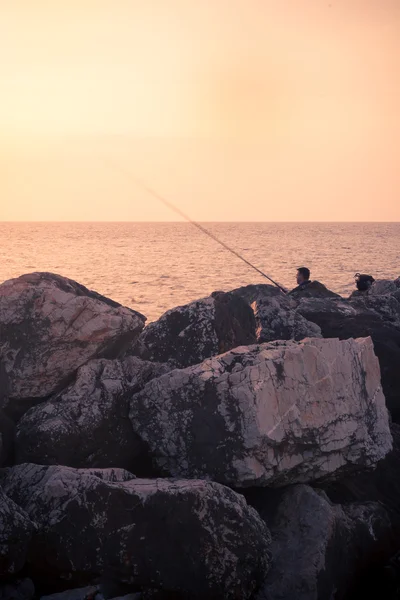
[[287, 267, 312, 295]]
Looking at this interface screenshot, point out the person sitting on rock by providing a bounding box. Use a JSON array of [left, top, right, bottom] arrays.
[[288, 267, 312, 295], [287, 268, 340, 299]]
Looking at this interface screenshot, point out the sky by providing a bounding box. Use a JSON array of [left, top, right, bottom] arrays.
[[0, 0, 399, 221]]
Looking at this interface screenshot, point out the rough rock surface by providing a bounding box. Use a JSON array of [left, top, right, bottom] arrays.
[[0, 465, 271, 599], [368, 278, 400, 296], [39, 586, 99, 600], [323, 423, 400, 539], [247, 485, 392, 600], [319, 426, 400, 598], [0, 487, 35, 577], [0, 273, 146, 420], [233, 284, 322, 342], [132, 291, 256, 368], [287, 280, 341, 300], [0, 579, 35, 600], [15, 357, 170, 471], [129, 337, 392, 487], [232, 284, 285, 305], [297, 295, 400, 419]]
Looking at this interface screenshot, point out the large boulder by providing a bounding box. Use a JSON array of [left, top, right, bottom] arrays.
[[0, 579, 35, 600], [128, 337, 392, 487], [0, 487, 35, 577], [39, 586, 100, 600], [319, 425, 400, 597], [323, 423, 400, 539], [231, 284, 285, 305], [132, 291, 256, 368], [247, 485, 392, 600], [15, 357, 170, 472], [0, 465, 271, 599], [287, 280, 341, 300], [296, 295, 400, 420], [0, 273, 146, 421], [232, 284, 322, 342], [368, 278, 400, 297]]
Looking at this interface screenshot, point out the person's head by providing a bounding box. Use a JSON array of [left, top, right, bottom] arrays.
[[297, 267, 310, 285], [355, 273, 375, 292]]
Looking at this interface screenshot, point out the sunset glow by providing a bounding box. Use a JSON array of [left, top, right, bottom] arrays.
[[1, 0, 399, 221]]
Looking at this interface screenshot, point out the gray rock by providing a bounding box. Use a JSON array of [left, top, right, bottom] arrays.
[[132, 291, 256, 368], [296, 294, 400, 420], [253, 297, 321, 343], [15, 357, 170, 472], [323, 422, 400, 539], [287, 280, 341, 300], [128, 337, 392, 487], [232, 284, 285, 305], [0, 272, 146, 421], [0, 465, 271, 599], [232, 284, 321, 342], [367, 278, 400, 296], [108, 596, 140, 600], [0, 487, 35, 576], [250, 485, 392, 600], [0, 579, 35, 600], [40, 587, 99, 600]]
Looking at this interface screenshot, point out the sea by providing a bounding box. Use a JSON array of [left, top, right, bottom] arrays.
[[0, 222, 399, 323]]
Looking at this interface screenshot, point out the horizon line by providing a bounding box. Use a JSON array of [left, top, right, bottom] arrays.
[[1, 220, 399, 225]]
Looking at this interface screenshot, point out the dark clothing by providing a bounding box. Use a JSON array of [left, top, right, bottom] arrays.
[[287, 280, 312, 296], [287, 280, 341, 300]]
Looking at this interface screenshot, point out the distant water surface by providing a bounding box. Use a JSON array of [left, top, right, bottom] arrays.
[[0, 222, 399, 322]]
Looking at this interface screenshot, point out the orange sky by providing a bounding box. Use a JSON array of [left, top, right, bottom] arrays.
[[1, 0, 399, 221]]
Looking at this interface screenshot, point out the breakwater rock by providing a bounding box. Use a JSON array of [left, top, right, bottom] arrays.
[[1, 272, 400, 599]]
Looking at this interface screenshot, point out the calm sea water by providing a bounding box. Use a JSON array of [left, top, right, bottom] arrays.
[[0, 222, 399, 322]]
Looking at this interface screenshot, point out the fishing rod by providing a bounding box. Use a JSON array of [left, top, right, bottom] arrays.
[[101, 156, 287, 293]]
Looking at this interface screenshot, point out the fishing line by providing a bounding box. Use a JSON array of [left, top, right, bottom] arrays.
[[100, 156, 287, 293]]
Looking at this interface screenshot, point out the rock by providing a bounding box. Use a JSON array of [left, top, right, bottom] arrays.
[[247, 485, 392, 600], [15, 357, 170, 472], [349, 289, 366, 299], [128, 337, 392, 487], [252, 297, 322, 343], [322, 422, 400, 539], [352, 294, 400, 323], [368, 278, 400, 296], [232, 284, 322, 343], [296, 295, 400, 420], [317, 423, 400, 598], [287, 280, 341, 300], [99, 577, 138, 600], [0, 465, 271, 599], [0, 273, 146, 421], [0, 579, 35, 600], [132, 291, 256, 368], [40, 587, 100, 600], [371, 550, 400, 600], [232, 284, 285, 305], [109, 596, 140, 600], [0, 409, 15, 466], [0, 487, 35, 577]]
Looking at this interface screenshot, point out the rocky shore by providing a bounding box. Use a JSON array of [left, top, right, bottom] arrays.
[[1, 272, 400, 600]]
